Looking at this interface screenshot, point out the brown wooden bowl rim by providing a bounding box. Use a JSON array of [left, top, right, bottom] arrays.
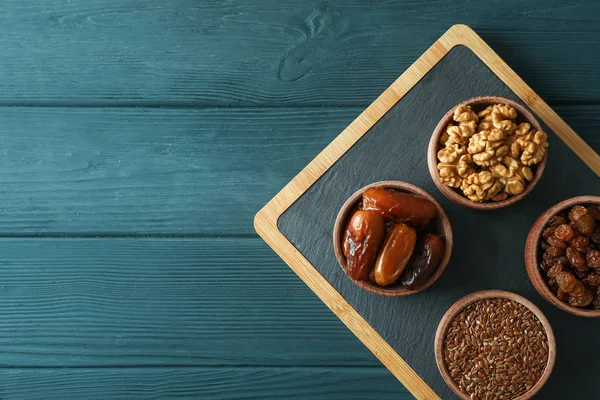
[[332, 180, 453, 297], [427, 96, 547, 210], [434, 290, 556, 400], [525, 196, 600, 317]]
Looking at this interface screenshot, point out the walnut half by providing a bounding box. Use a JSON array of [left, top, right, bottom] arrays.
[[444, 105, 479, 146], [460, 171, 504, 202], [491, 156, 534, 196]]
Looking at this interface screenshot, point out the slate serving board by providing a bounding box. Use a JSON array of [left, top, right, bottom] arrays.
[[277, 45, 600, 399], [255, 25, 600, 399]]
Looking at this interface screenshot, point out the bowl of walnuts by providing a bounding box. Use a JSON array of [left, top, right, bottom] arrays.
[[427, 96, 548, 210], [525, 196, 600, 317]]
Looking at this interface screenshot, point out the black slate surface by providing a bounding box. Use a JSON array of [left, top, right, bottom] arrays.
[[278, 45, 600, 399]]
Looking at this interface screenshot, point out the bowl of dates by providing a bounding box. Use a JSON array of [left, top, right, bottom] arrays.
[[525, 196, 600, 317], [333, 181, 453, 296], [428, 96, 548, 210]]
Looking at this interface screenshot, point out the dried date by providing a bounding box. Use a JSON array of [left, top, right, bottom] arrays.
[[401, 233, 445, 290], [373, 223, 417, 286], [362, 188, 437, 225], [343, 211, 386, 281]]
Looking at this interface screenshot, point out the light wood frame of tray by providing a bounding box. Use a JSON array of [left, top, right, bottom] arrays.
[[254, 24, 600, 399]]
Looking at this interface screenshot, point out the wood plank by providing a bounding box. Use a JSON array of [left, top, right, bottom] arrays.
[[0, 367, 410, 400], [0, 105, 598, 235], [0, 1, 600, 105], [0, 107, 348, 235], [0, 237, 388, 368]]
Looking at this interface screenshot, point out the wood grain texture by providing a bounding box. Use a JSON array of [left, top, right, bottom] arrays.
[[0, 367, 410, 400], [0, 237, 390, 368], [1, 1, 600, 106], [255, 25, 600, 399], [0, 107, 347, 235], [0, 105, 597, 236]]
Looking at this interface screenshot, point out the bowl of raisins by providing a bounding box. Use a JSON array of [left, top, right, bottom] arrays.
[[525, 196, 600, 317], [333, 181, 453, 296]]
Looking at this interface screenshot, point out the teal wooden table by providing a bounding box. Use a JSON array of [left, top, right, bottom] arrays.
[[1, 1, 599, 398]]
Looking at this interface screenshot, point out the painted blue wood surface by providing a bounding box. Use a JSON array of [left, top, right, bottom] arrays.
[[1, 0, 599, 398], [0, 106, 597, 236], [0, 1, 599, 106]]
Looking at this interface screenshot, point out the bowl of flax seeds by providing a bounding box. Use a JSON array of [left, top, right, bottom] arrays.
[[434, 290, 556, 400]]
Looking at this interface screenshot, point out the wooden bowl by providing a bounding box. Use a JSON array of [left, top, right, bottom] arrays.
[[434, 290, 556, 400], [525, 196, 600, 317], [427, 96, 547, 210], [332, 181, 453, 296]]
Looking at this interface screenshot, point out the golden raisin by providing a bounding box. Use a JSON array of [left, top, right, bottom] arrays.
[[571, 280, 586, 297], [554, 224, 575, 241], [569, 205, 588, 222], [545, 246, 565, 258], [556, 290, 569, 301], [576, 214, 596, 236], [587, 250, 600, 269], [547, 262, 564, 278], [542, 227, 556, 239], [556, 271, 577, 293], [587, 273, 600, 287], [588, 206, 600, 221], [571, 236, 590, 253], [568, 290, 594, 307], [566, 246, 586, 269], [548, 215, 567, 227], [547, 235, 567, 249]]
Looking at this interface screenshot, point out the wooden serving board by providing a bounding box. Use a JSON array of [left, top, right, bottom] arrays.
[[254, 25, 600, 399]]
